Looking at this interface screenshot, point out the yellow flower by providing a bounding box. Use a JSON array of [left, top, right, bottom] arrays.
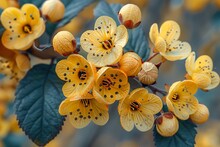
[[93, 67, 130, 104], [166, 80, 199, 120], [118, 88, 162, 132], [149, 20, 191, 61], [1, 4, 45, 50], [0, 42, 30, 81], [56, 54, 96, 98], [80, 16, 128, 67], [59, 93, 109, 128], [185, 52, 219, 90]]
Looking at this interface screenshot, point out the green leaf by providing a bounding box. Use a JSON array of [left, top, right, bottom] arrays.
[[56, 0, 95, 28], [18, 0, 45, 7], [153, 119, 197, 147], [94, 1, 150, 60], [14, 64, 65, 146]]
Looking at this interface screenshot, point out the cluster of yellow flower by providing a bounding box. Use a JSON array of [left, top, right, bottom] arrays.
[[55, 14, 162, 131], [0, 1, 219, 138], [149, 19, 219, 136], [54, 4, 219, 136]]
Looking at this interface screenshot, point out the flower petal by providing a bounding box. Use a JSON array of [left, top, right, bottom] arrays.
[[87, 45, 123, 67], [1, 7, 24, 33], [91, 99, 109, 125], [195, 55, 213, 72], [114, 25, 128, 47], [141, 93, 163, 114], [159, 20, 180, 44], [192, 72, 211, 89], [80, 30, 103, 53], [161, 40, 191, 61], [178, 80, 198, 96], [172, 95, 198, 120], [21, 4, 41, 26], [185, 52, 196, 76], [155, 36, 166, 53], [120, 113, 134, 132], [59, 98, 74, 115], [133, 112, 154, 132], [204, 71, 220, 90], [32, 18, 45, 39], [149, 23, 159, 44], [94, 16, 117, 38], [68, 100, 91, 128], [1, 30, 33, 50]]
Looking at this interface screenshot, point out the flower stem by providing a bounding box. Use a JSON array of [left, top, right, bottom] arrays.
[[144, 84, 167, 96], [147, 52, 159, 62]]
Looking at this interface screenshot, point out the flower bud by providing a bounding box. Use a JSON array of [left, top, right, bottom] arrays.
[[41, 0, 65, 23], [52, 31, 77, 56], [190, 104, 209, 124], [119, 52, 142, 76], [15, 53, 30, 72], [118, 4, 141, 29], [156, 112, 179, 137], [138, 62, 158, 85]]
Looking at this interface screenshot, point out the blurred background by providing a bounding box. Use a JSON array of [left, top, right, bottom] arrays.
[[0, 0, 220, 147]]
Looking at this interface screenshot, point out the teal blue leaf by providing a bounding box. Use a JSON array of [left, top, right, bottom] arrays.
[[153, 119, 197, 147], [14, 64, 65, 146], [0, 8, 4, 35], [56, 0, 95, 28], [94, 1, 150, 60], [125, 27, 150, 60], [18, 0, 44, 7], [94, 1, 122, 24]]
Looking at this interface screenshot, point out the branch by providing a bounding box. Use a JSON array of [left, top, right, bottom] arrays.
[[144, 84, 167, 96]]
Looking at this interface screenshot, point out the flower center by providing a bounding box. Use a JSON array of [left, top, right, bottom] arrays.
[[102, 78, 112, 88], [80, 99, 90, 107], [78, 70, 87, 80], [172, 93, 179, 101], [130, 101, 140, 111], [101, 39, 113, 50], [23, 24, 32, 34]]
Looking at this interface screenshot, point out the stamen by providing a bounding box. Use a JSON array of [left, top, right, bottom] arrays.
[[101, 39, 113, 50], [80, 99, 90, 107], [102, 78, 112, 88], [130, 101, 140, 111], [172, 93, 179, 101], [78, 70, 87, 80], [23, 24, 32, 34]]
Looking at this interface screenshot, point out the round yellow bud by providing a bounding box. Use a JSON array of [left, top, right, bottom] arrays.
[[118, 4, 141, 29], [119, 52, 142, 76], [52, 31, 76, 56], [156, 112, 179, 137], [138, 62, 158, 85], [190, 104, 209, 124], [15, 54, 31, 72], [41, 0, 65, 23]]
